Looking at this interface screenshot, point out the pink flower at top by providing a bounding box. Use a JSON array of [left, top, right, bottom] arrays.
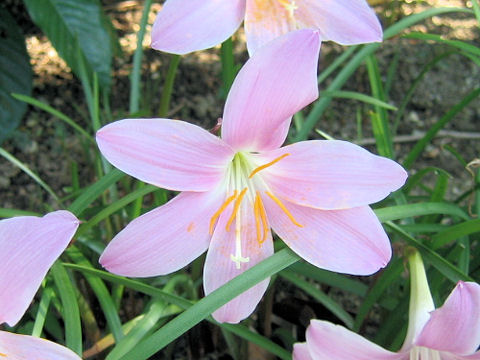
[[97, 29, 406, 324], [293, 252, 480, 360], [0, 210, 81, 359], [151, 0, 383, 55]]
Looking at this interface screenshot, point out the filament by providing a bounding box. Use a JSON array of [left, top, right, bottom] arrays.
[[265, 191, 303, 227], [249, 153, 290, 179], [226, 187, 248, 231]]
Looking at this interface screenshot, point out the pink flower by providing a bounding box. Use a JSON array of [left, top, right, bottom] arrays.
[[151, 0, 382, 55], [97, 30, 406, 324], [0, 331, 81, 360], [0, 210, 81, 359], [0, 210, 79, 326], [293, 253, 480, 360]]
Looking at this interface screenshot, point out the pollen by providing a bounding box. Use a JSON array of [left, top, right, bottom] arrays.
[[249, 153, 290, 179], [209, 190, 238, 235], [0, 353, 7, 357], [265, 191, 303, 228]]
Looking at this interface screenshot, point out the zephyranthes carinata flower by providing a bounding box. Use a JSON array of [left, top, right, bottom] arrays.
[[293, 251, 480, 360], [0, 210, 80, 359], [97, 29, 406, 323], [151, 0, 382, 55]]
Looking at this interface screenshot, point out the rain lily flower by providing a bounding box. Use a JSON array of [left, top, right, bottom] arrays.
[[97, 29, 406, 323], [151, 0, 383, 55], [293, 251, 480, 360], [0, 210, 80, 359], [0, 331, 81, 360]]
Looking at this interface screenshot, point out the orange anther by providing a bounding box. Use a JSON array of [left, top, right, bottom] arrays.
[[209, 191, 237, 235], [249, 153, 290, 179], [265, 191, 303, 228], [226, 188, 248, 231]]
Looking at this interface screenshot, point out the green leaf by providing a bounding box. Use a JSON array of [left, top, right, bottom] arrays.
[[403, 87, 480, 169], [22, 0, 112, 88], [117, 249, 300, 360], [51, 262, 82, 355], [68, 169, 124, 216], [0, 7, 32, 143], [320, 90, 397, 110], [431, 219, 480, 249], [375, 202, 469, 222]]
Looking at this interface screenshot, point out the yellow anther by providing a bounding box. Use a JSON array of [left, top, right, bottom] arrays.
[[0, 353, 7, 357], [249, 153, 290, 179], [226, 188, 248, 231], [254, 194, 262, 244], [254, 191, 269, 244], [209, 190, 237, 235], [258, 196, 269, 243], [265, 191, 303, 228]]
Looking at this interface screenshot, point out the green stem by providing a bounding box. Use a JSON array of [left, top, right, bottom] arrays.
[[129, 0, 153, 114], [220, 38, 236, 96], [158, 55, 181, 117]]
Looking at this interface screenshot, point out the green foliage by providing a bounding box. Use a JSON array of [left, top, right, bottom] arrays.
[[22, 0, 114, 89], [0, 7, 32, 144]]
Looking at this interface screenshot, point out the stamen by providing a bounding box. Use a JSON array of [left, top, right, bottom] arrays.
[[0, 353, 6, 357], [209, 190, 237, 235], [278, 0, 298, 16], [226, 188, 248, 231], [254, 194, 262, 244], [265, 191, 303, 227], [258, 194, 269, 243], [249, 153, 290, 179]]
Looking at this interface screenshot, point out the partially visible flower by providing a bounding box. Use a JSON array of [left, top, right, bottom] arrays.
[[293, 251, 480, 360], [97, 29, 406, 324], [152, 0, 382, 55], [0, 210, 79, 326], [0, 331, 81, 360], [0, 210, 80, 359]]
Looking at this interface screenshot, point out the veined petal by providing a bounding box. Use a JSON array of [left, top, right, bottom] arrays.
[[305, 320, 403, 360], [415, 281, 480, 355], [221, 29, 320, 152], [0, 211, 79, 326], [203, 199, 273, 323], [151, 0, 245, 54], [256, 140, 407, 210], [96, 119, 234, 192], [0, 331, 81, 359], [244, 0, 298, 55], [293, 343, 314, 360], [264, 198, 391, 275], [100, 191, 223, 277], [295, 0, 383, 45]]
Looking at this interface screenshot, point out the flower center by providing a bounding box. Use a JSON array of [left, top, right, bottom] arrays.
[[277, 0, 298, 18], [210, 152, 302, 269], [409, 346, 441, 360]]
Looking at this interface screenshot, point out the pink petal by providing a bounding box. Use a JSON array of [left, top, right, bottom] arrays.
[[263, 197, 391, 275], [203, 199, 273, 323], [244, 0, 298, 55], [295, 0, 383, 45], [305, 320, 403, 360], [293, 343, 314, 360], [0, 331, 81, 359], [0, 211, 79, 326], [151, 0, 245, 54], [96, 119, 234, 192], [100, 191, 223, 277], [415, 281, 480, 355], [256, 140, 407, 210], [221, 29, 320, 152]]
